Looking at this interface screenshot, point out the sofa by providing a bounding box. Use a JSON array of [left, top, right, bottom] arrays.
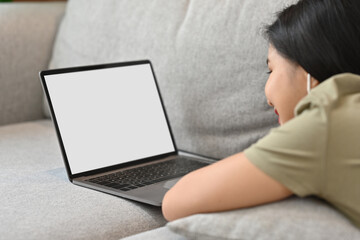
[[1, 1, 359, 239]]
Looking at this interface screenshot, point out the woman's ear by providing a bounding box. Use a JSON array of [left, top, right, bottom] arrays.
[[311, 77, 320, 88]]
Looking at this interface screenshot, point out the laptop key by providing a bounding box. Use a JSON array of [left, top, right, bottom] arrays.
[[97, 181, 112, 185], [104, 182, 120, 188], [135, 184, 146, 187], [111, 184, 131, 189]]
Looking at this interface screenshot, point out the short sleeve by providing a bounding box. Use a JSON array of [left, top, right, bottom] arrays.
[[244, 107, 327, 197]]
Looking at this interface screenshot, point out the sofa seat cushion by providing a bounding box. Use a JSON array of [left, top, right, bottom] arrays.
[[167, 196, 360, 240], [0, 120, 166, 239], [121, 226, 186, 240]]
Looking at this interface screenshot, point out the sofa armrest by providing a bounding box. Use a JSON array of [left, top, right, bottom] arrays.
[[0, 2, 66, 126]]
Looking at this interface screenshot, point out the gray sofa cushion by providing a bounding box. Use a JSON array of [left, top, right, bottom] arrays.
[[166, 197, 360, 240], [48, 0, 297, 159], [0, 2, 65, 126], [0, 120, 166, 239], [121, 226, 186, 240]]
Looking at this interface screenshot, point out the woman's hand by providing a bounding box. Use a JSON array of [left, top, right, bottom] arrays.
[[162, 152, 293, 221]]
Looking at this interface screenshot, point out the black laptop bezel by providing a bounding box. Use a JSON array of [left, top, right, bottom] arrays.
[[39, 60, 179, 181]]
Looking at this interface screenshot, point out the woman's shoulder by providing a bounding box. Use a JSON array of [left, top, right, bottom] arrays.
[[295, 73, 360, 116]]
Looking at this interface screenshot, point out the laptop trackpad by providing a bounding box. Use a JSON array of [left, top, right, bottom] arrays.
[[163, 178, 181, 189]]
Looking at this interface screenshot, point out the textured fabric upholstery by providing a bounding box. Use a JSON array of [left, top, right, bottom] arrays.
[[0, 2, 65, 126], [48, 0, 297, 159], [166, 197, 360, 240], [121, 197, 360, 240], [121, 226, 186, 240], [0, 120, 166, 239]]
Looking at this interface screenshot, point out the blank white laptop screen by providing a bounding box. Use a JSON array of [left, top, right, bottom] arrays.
[[44, 63, 175, 174]]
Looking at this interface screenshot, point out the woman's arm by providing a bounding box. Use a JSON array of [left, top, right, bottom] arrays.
[[162, 152, 293, 221]]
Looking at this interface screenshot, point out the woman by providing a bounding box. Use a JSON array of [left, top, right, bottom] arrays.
[[162, 0, 360, 228]]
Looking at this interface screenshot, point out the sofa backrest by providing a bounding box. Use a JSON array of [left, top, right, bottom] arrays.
[[0, 2, 65, 126], [48, 0, 296, 159]]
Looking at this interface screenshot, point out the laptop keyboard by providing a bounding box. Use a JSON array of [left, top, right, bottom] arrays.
[[86, 157, 209, 191]]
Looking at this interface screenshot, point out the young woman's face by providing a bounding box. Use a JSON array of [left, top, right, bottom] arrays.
[[265, 45, 317, 125]]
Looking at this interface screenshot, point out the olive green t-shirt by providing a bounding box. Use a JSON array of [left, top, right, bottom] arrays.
[[244, 73, 360, 228]]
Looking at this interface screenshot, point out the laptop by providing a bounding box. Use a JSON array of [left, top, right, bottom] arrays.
[[39, 60, 217, 206]]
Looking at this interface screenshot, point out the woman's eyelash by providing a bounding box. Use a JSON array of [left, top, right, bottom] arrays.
[[267, 71, 272, 74]]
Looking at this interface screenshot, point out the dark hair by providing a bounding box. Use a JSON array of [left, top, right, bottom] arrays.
[[265, 0, 360, 82]]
